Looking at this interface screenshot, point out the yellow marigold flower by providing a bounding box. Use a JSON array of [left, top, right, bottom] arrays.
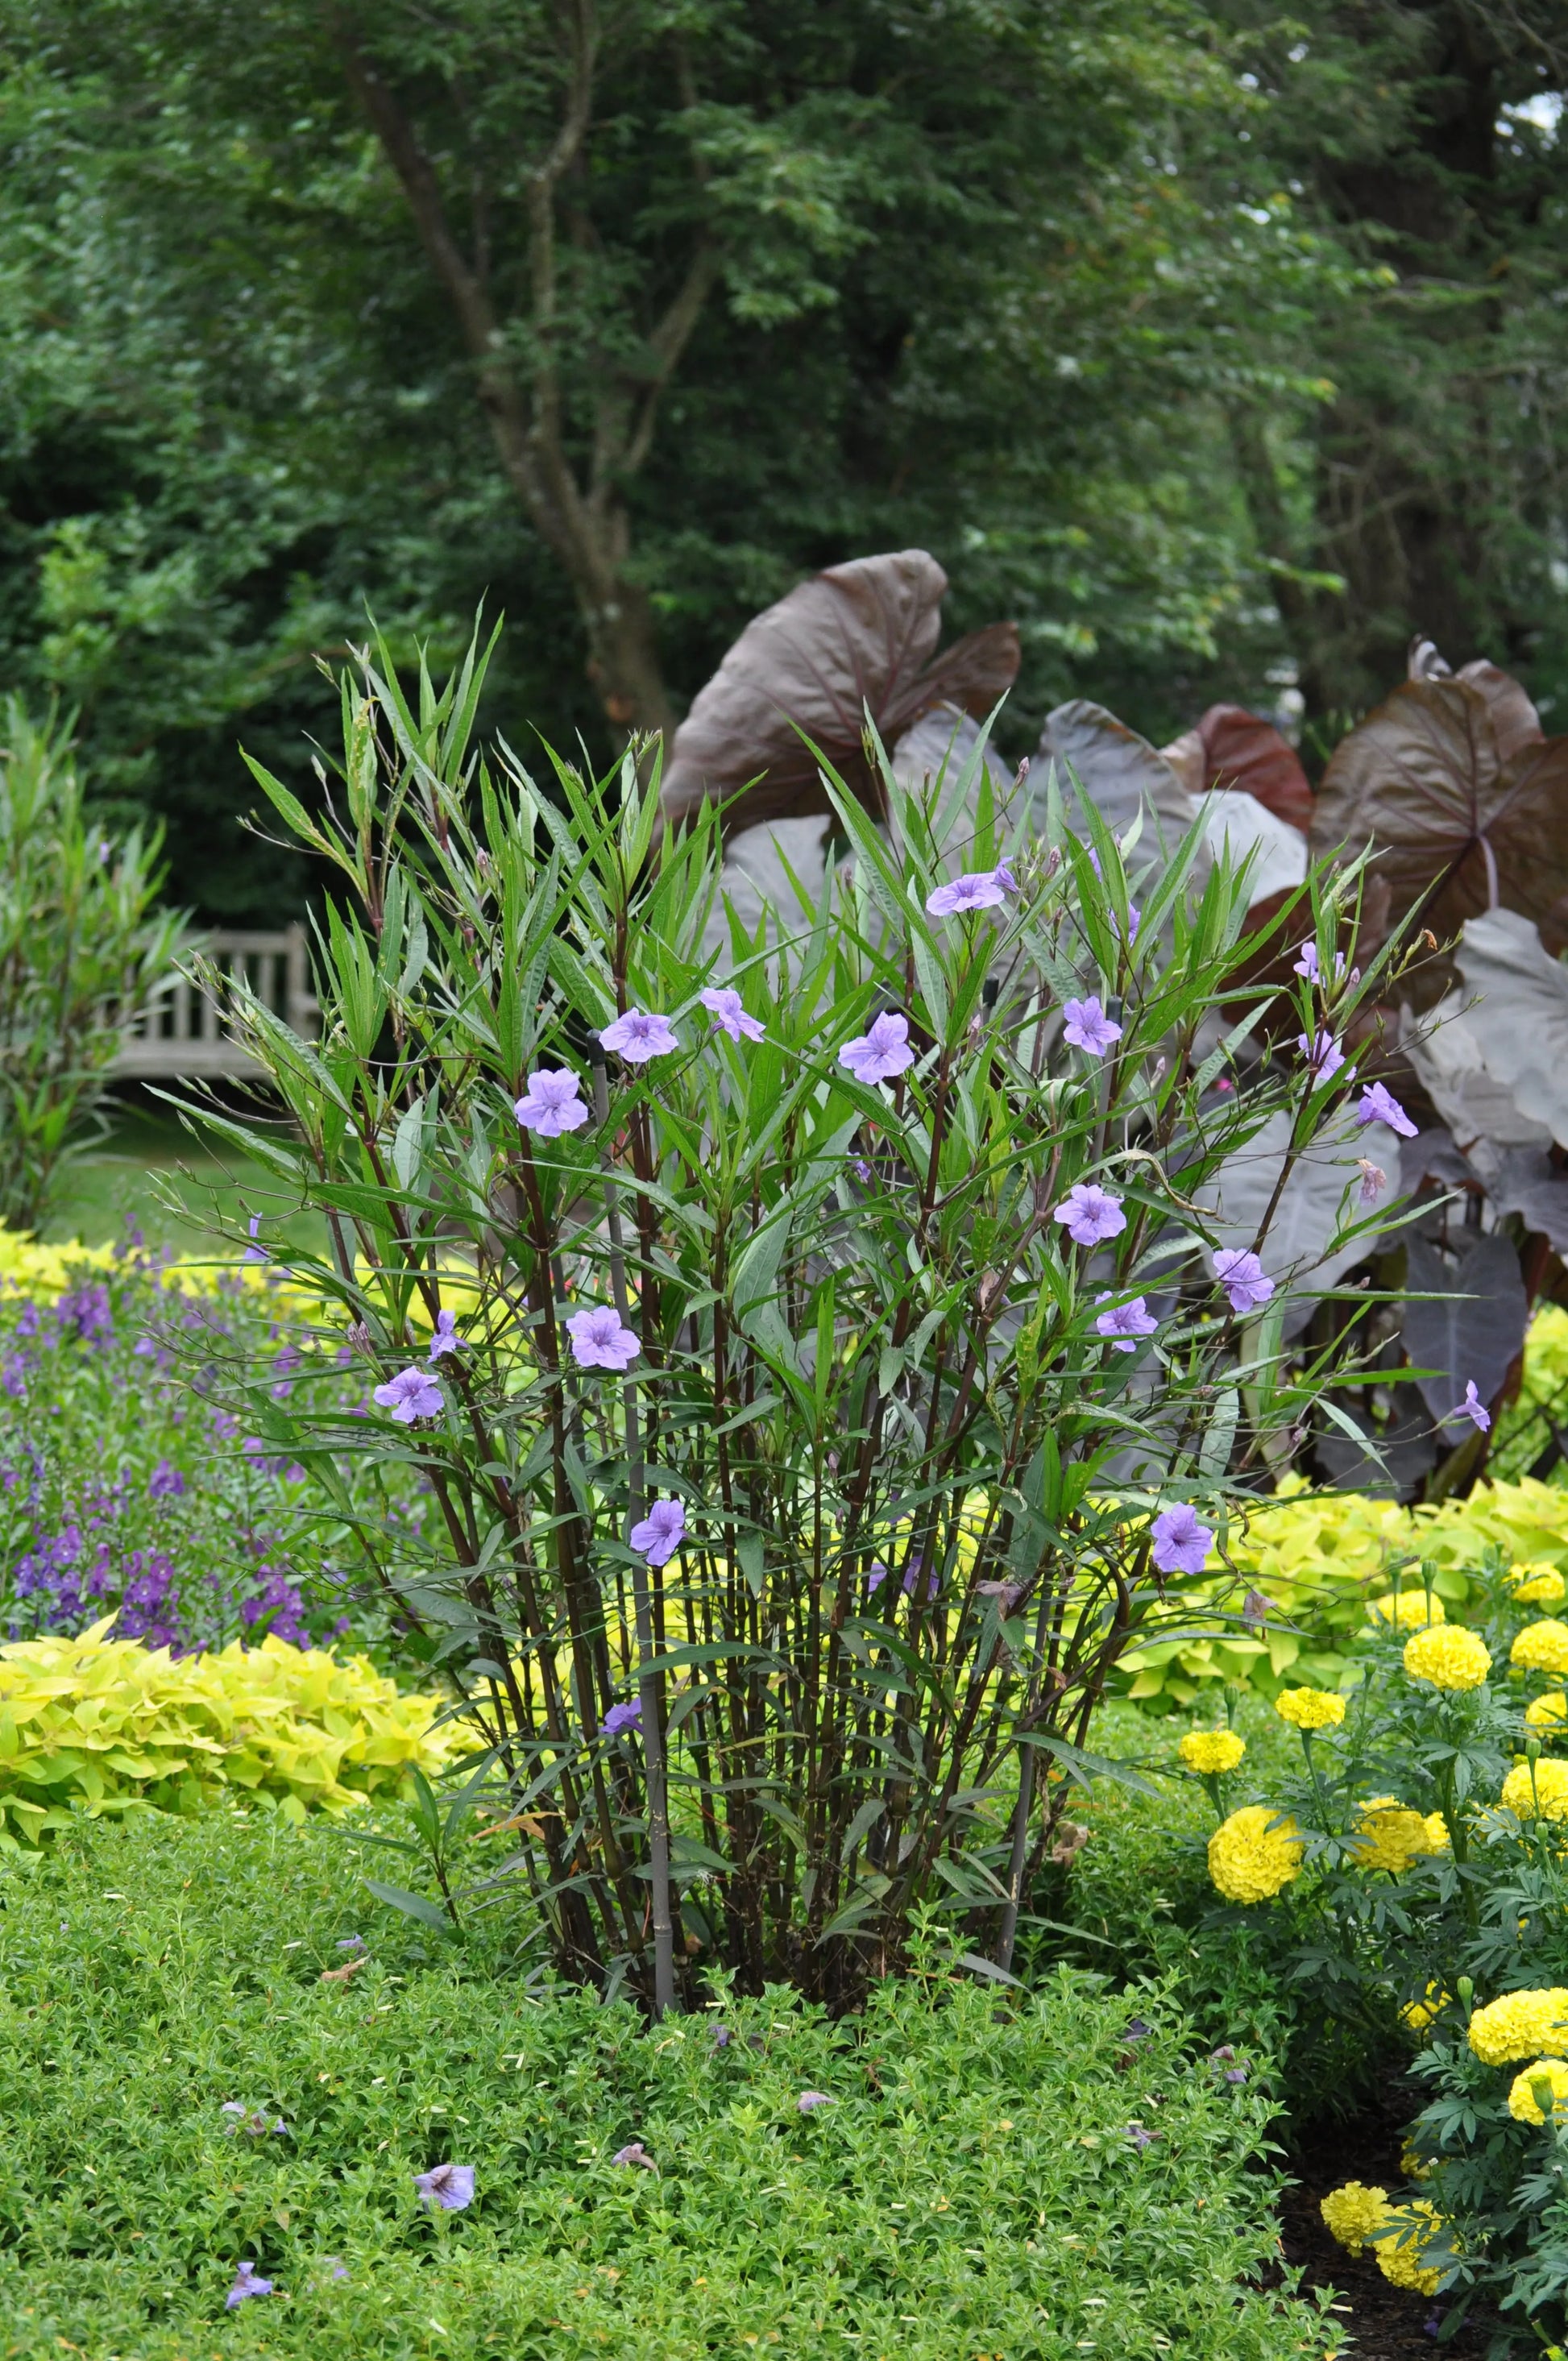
[[1501, 1757, 1568, 1822], [1400, 2138, 1434, 2181], [1320, 2181, 1389, 2255], [1508, 1562, 1567, 1606], [1422, 1811, 1450, 1853], [1508, 2057, 1568, 2126], [1403, 1624, 1491, 1691], [1525, 1691, 1568, 1730], [1468, 1987, 1568, 2064], [1274, 1686, 1346, 1731], [1207, 1804, 1305, 1903], [1351, 1798, 1436, 1874], [1512, 1619, 1568, 1678], [1367, 1589, 1445, 1629], [1178, 1729, 1246, 1775], [1374, 2201, 1447, 2297], [1402, 1983, 1451, 2035]]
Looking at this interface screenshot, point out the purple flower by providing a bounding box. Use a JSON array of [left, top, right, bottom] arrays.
[[1213, 1249, 1275, 1315], [1292, 942, 1320, 981], [566, 1306, 641, 1371], [926, 867, 1010, 918], [1453, 1380, 1491, 1434], [611, 2141, 657, 2169], [1151, 1504, 1215, 1575], [427, 1309, 461, 1361], [514, 1068, 589, 1137], [243, 1215, 268, 1266], [1225, 2066, 1249, 2085], [1094, 1294, 1158, 1352], [1297, 1029, 1347, 1083], [599, 1009, 678, 1063], [372, 1366, 443, 1424], [797, 2091, 836, 2114], [226, 2261, 275, 2309], [628, 1497, 686, 1566], [839, 1012, 915, 1086], [1124, 2122, 1156, 2151], [1357, 1158, 1388, 1205], [322, 2259, 351, 2284], [699, 987, 765, 1043], [1356, 1081, 1417, 1138], [148, 1459, 185, 1500], [1062, 996, 1123, 1056], [604, 1697, 643, 1738], [414, 2163, 475, 2212], [1118, 905, 1141, 946], [711, 2025, 733, 2050], [1052, 1183, 1126, 1247], [337, 1934, 365, 1952]]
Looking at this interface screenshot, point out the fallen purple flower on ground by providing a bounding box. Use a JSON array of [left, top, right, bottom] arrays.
[[414, 2163, 475, 2211]]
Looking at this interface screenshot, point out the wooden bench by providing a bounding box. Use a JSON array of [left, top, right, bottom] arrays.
[[111, 927, 317, 1079]]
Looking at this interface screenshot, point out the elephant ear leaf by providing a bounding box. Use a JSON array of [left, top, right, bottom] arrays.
[[660, 550, 1018, 840], [1401, 1230, 1527, 1434], [1195, 703, 1314, 833], [1311, 673, 1568, 942], [1033, 700, 1199, 847]]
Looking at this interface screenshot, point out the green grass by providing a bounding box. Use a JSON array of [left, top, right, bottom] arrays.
[[41, 1098, 324, 1258], [0, 1807, 1337, 2361]]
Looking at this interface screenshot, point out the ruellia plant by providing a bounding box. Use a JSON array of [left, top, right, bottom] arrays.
[[191, 623, 1414, 2013]]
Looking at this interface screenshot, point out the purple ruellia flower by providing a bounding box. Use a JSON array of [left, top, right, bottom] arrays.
[[1151, 1504, 1215, 1575], [603, 1697, 643, 1738], [243, 1215, 268, 1266], [566, 1306, 641, 1371], [1297, 1028, 1347, 1083], [372, 1366, 443, 1424], [1357, 1158, 1388, 1205], [629, 1497, 686, 1566], [1213, 1248, 1275, 1315], [926, 867, 1010, 919], [711, 2025, 732, 2050], [611, 2141, 657, 2169], [427, 1309, 461, 1361], [1292, 941, 1320, 981], [514, 1068, 588, 1136], [226, 2260, 275, 2309], [1453, 1380, 1491, 1434], [337, 1934, 366, 1952], [1124, 2122, 1156, 2151], [1094, 1295, 1158, 1352], [838, 1012, 915, 1086], [1355, 1081, 1417, 1138], [148, 1459, 185, 1500], [699, 987, 765, 1043], [1118, 904, 1141, 946], [1062, 995, 1123, 1056], [599, 1008, 678, 1063], [414, 2163, 475, 2212], [796, 2091, 836, 2114], [1052, 1183, 1126, 1247]]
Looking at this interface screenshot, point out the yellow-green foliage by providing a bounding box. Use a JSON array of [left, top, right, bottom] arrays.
[[1119, 1473, 1568, 1709], [0, 1620, 458, 1845]]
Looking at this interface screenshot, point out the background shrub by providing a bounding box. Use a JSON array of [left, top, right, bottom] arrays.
[[0, 701, 181, 1230]]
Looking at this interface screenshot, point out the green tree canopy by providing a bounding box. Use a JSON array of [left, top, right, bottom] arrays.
[[0, 0, 1562, 917]]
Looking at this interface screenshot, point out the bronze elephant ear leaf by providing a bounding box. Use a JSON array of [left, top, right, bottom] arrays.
[[1310, 665, 1568, 946], [660, 550, 1018, 841]]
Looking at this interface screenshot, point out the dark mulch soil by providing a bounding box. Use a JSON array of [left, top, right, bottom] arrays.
[[1276, 2077, 1510, 2359]]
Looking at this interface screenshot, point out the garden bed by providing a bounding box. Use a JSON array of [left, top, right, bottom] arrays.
[[0, 1811, 1334, 2361]]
